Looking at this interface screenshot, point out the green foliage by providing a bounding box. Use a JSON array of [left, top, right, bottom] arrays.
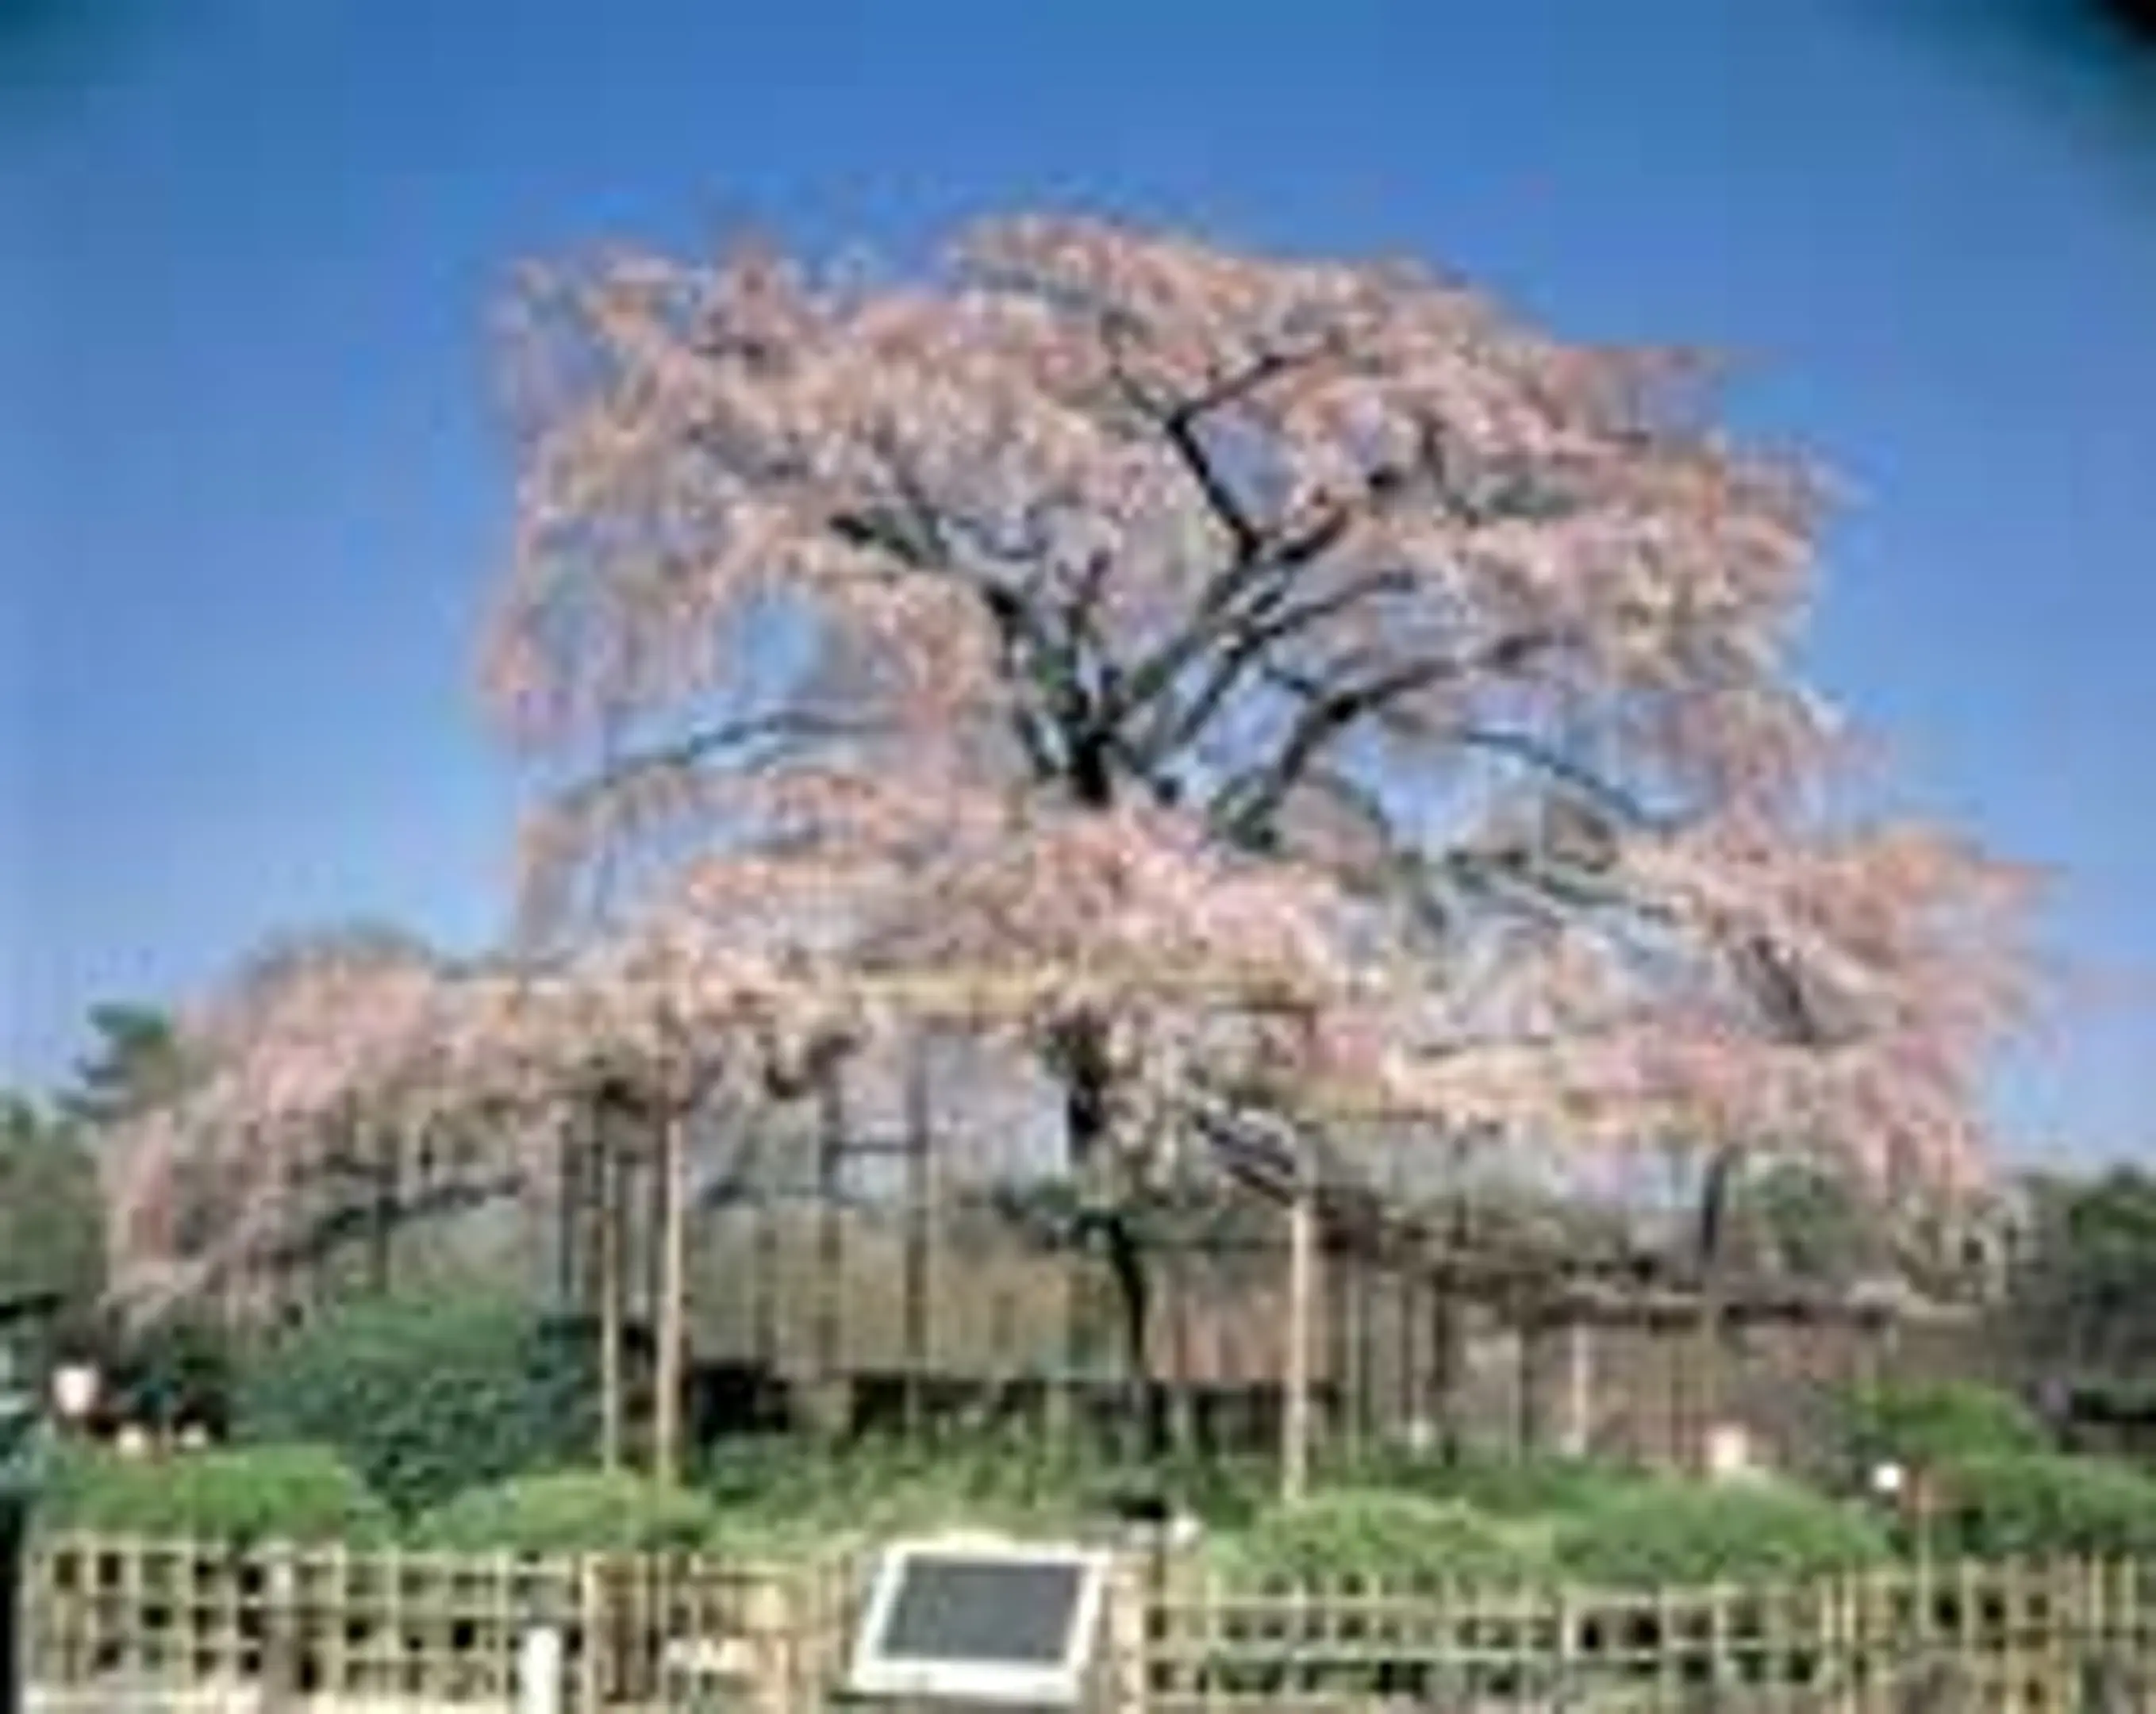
[[40, 1443, 389, 1544], [1553, 1480, 1890, 1589], [1837, 1380, 2049, 1475], [688, 1429, 1270, 1557], [412, 1470, 721, 1555], [1149, 1447, 1272, 1530], [1329, 1446, 1643, 1519], [2012, 1167, 2156, 1379], [234, 1291, 595, 1515], [1217, 1491, 1548, 1589], [699, 1430, 1100, 1546], [0, 1346, 43, 1502], [104, 1312, 245, 1434], [1932, 1453, 2156, 1560], [1742, 1159, 1883, 1281], [58, 1004, 193, 1133], [0, 1093, 106, 1351]]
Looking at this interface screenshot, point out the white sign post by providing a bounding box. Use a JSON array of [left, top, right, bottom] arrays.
[[848, 1534, 1112, 1706]]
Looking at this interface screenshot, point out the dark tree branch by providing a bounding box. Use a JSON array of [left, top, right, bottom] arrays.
[[1213, 628, 1569, 847], [1448, 725, 1663, 828], [1101, 330, 1337, 564], [556, 708, 879, 815], [1178, 343, 1335, 421], [1103, 352, 1266, 559], [1131, 567, 1417, 766]]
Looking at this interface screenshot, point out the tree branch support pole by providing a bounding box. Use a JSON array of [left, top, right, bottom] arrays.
[[813, 1051, 847, 1439], [653, 1101, 690, 1484], [901, 1037, 933, 1442], [595, 1120, 625, 1474], [1282, 1148, 1318, 1505]]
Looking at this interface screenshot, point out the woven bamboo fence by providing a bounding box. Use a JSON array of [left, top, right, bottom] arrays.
[[1134, 1558, 2156, 1712], [21, 1535, 2156, 1711], [21, 1532, 859, 1712]]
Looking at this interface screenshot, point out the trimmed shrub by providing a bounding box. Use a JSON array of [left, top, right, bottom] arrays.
[[1218, 1491, 1547, 1589], [693, 1430, 1273, 1548], [1932, 1452, 2156, 1560], [1332, 1446, 1643, 1519], [40, 1443, 388, 1544], [412, 1470, 720, 1555], [697, 1432, 1073, 1547], [1554, 1480, 1889, 1589], [1836, 1381, 2048, 1476], [235, 1291, 596, 1515]]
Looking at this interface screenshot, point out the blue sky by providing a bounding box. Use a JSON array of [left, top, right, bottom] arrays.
[[6, 1, 2154, 1160]]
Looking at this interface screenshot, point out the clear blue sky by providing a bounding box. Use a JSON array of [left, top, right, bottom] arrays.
[[6, 1, 2154, 1161]]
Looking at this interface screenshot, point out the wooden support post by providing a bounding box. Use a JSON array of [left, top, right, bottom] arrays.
[[1560, 1319, 1595, 1459], [1514, 1303, 1539, 1458], [1397, 1255, 1419, 1443], [598, 1178, 623, 1471], [1324, 1236, 1351, 1453], [653, 1105, 689, 1484], [1355, 1249, 1380, 1447], [595, 1113, 625, 1474], [1282, 1164, 1318, 1505], [901, 1039, 932, 1440], [1429, 1278, 1464, 1462], [555, 1123, 581, 1312], [813, 1057, 847, 1436]]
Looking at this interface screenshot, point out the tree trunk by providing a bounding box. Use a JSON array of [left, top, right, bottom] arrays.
[[364, 1112, 398, 1297], [1053, 1014, 1163, 1455], [1689, 1147, 1740, 1474], [751, 1154, 778, 1370], [1057, 1015, 1116, 1420], [1167, 1245, 1197, 1455], [1101, 1216, 1154, 1459], [653, 1107, 690, 1484]]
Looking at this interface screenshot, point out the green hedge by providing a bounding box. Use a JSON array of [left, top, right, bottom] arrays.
[[1216, 1491, 1548, 1589], [40, 1443, 389, 1545], [1932, 1453, 2156, 1560], [1836, 1381, 2049, 1475], [411, 1471, 721, 1555], [235, 1291, 596, 1515], [695, 1431, 1259, 1543], [1330, 1447, 1643, 1519], [1554, 1480, 1890, 1589]]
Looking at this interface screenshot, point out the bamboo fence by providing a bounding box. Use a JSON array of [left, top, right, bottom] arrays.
[[22, 1532, 858, 1712], [1139, 1556, 2155, 1712], [19, 1535, 2156, 1711]]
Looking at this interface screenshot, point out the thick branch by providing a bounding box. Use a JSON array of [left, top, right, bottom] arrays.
[[1214, 628, 1567, 847], [1132, 567, 1416, 767], [1106, 337, 1332, 560], [551, 707, 878, 820], [1448, 725, 1663, 828]]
